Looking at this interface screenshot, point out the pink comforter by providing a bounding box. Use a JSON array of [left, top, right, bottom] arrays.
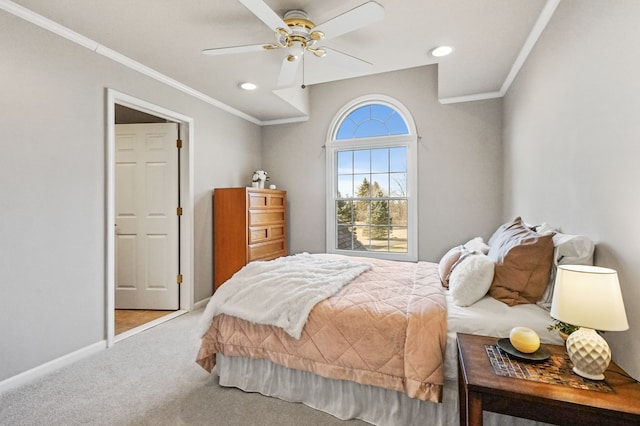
[[197, 256, 447, 402]]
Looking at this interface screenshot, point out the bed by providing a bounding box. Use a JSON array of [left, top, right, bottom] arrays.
[[197, 217, 594, 425]]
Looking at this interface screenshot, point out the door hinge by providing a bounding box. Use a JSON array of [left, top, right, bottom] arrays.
[[177, 207, 183, 216], [177, 274, 183, 284], [176, 139, 183, 149]]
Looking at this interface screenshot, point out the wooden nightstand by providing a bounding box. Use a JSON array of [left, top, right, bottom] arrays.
[[457, 333, 640, 426]]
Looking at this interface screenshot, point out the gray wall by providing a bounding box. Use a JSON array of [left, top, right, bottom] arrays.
[[0, 12, 261, 381], [503, 0, 640, 378], [263, 65, 504, 262]]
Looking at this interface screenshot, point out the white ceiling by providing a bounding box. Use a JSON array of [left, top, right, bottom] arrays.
[[8, 0, 557, 124]]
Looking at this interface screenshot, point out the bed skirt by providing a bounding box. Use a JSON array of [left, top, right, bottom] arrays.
[[216, 354, 552, 426]]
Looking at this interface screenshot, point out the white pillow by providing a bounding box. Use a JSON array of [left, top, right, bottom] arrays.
[[449, 254, 495, 307], [464, 237, 489, 254], [535, 224, 595, 310]]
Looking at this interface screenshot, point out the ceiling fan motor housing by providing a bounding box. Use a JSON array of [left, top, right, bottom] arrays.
[[279, 10, 324, 50]]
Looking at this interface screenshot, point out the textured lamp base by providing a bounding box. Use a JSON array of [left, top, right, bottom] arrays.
[[566, 327, 611, 380]]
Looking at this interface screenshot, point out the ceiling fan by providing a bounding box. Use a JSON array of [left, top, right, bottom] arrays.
[[203, 0, 385, 88]]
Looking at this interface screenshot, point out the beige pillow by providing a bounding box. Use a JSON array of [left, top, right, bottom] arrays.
[[438, 245, 463, 287], [487, 217, 555, 306]]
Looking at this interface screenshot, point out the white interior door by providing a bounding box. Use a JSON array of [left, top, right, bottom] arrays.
[[115, 123, 179, 310]]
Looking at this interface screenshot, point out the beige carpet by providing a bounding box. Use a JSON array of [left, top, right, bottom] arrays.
[[0, 309, 368, 425]]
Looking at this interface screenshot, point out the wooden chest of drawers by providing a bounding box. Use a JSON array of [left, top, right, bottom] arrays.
[[213, 187, 287, 289]]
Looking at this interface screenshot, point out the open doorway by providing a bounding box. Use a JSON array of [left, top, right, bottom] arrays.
[[114, 108, 178, 334], [106, 89, 194, 346]]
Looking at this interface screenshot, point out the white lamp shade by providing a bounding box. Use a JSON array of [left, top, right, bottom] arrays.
[[551, 265, 629, 331]]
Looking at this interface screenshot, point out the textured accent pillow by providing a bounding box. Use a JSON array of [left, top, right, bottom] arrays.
[[438, 245, 463, 287], [449, 254, 495, 306], [487, 217, 555, 306]]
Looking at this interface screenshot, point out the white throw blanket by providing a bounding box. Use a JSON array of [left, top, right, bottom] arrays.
[[198, 253, 371, 339]]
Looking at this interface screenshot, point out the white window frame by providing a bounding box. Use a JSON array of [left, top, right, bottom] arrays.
[[325, 95, 418, 262]]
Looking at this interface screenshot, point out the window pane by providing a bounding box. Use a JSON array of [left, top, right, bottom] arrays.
[[390, 147, 407, 172], [371, 174, 388, 197], [371, 104, 394, 122], [371, 198, 390, 227], [337, 151, 353, 174], [354, 175, 371, 197], [353, 150, 370, 174], [371, 148, 388, 173], [336, 200, 353, 224], [387, 113, 409, 135], [349, 106, 371, 124], [354, 200, 370, 223], [390, 200, 407, 226], [355, 120, 388, 138], [352, 226, 370, 251], [369, 230, 390, 252], [336, 120, 357, 140], [389, 172, 407, 196], [337, 175, 353, 198], [390, 226, 408, 252]]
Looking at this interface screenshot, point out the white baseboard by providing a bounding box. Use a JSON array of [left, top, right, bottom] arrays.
[[193, 297, 210, 310], [0, 340, 107, 394]]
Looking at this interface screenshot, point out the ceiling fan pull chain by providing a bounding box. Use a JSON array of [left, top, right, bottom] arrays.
[[301, 54, 306, 89]]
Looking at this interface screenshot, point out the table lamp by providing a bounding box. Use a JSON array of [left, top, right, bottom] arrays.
[[550, 265, 629, 380]]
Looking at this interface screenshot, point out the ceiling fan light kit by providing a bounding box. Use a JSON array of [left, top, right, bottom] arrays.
[[203, 0, 385, 88]]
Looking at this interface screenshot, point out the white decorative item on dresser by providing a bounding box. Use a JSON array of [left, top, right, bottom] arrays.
[[251, 170, 269, 189], [213, 187, 287, 289]]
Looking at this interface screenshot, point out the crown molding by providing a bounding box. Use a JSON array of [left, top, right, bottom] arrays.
[[439, 0, 560, 105], [0, 0, 264, 125], [3, 0, 561, 123]]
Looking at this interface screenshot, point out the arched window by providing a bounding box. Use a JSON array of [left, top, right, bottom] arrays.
[[335, 103, 409, 140], [326, 95, 417, 261]]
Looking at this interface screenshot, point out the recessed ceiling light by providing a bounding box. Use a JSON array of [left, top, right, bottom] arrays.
[[431, 46, 454, 58], [239, 82, 257, 91]]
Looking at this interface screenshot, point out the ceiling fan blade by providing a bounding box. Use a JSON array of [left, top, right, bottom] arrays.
[[321, 47, 372, 73], [238, 0, 290, 33], [277, 55, 301, 88], [314, 1, 385, 41], [202, 44, 266, 56]]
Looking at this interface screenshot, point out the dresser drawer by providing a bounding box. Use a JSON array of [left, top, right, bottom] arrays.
[[267, 193, 285, 208], [248, 209, 285, 226], [248, 240, 286, 261], [249, 225, 286, 244], [248, 192, 286, 209]]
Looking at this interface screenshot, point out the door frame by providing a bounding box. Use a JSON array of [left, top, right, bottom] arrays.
[[105, 88, 195, 347]]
